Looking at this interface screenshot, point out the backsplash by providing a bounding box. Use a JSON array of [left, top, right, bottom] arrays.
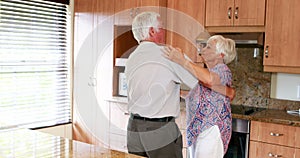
[[228, 48, 300, 110]]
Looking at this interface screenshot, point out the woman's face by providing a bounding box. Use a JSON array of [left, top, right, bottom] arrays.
[[200, 41, 220, 63]]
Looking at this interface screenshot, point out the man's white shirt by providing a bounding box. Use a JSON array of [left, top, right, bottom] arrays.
[[125, 41, 197, 118]]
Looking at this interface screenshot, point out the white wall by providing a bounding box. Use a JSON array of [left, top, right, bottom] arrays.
[[271, 73, 300, 101]]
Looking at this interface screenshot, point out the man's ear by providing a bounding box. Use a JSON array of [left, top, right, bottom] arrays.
[[149, 27, 155, 37], [220, 53, 225, 58]]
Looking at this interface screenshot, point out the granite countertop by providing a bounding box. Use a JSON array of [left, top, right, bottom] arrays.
[[0, 127, 143, 158], [233, 108, 300, 127]]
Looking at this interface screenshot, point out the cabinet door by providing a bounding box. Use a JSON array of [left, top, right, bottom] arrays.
[[109, 102, 129, 152], [110, 102, 129, 135], [234, 0, 265, 26], [205, 0, 234, 26], [250, 121, 296, 147], [114, 0, 139, 25], [249, 141, 295, 158], [295, 148, 300, 158], [264, 0, 300, 72], [73, 0, 96, 144], [114, 0, 166, 25], [139, 0, 167, 26], [167, 0, 206, 62], [206, 0, 265, 27]]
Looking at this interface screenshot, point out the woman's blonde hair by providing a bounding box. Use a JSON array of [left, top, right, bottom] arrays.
[[207, 35, 237, 64]]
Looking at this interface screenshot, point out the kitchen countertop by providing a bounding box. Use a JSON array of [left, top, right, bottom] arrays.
[[0, 127, 143, 158], [233, 107, 300, 127]]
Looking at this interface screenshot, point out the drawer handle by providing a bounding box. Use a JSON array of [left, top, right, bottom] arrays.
[[270, 132, 283, 137], [268, 152, 282, 157], [124, 112, 129, 115]]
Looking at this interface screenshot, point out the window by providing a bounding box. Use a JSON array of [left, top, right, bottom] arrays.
[[0, 0, 71, 129]]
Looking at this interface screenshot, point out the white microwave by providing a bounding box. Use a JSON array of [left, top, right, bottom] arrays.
[[118, 72, 127, 96]]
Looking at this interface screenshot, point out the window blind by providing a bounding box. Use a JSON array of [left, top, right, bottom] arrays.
[[0, 0, 71, 129]]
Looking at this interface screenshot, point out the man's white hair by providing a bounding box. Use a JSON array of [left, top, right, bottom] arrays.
[[132, 12, 161, 44]]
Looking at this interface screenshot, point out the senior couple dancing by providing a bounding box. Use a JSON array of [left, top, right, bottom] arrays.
[[124, 11, 237, 158]]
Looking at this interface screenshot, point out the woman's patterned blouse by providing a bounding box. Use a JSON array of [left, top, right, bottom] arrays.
[[186, 63, 232, 153]]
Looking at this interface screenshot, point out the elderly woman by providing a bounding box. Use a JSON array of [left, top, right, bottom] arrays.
[[163, 35, 237, 158]]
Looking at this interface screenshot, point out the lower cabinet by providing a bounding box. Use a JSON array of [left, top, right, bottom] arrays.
[[249, 141, 295, 158], [109, 101, 129, 152], [249, 121, 300, 158]]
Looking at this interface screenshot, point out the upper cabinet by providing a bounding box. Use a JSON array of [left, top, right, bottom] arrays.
[[205, 0, 266, 32], [114, 0, 167, 25], [166, 0, 206, 62], [263, 0, 300, 74]]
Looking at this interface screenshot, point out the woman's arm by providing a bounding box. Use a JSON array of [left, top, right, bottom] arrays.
[[162, 46, 235, 100]]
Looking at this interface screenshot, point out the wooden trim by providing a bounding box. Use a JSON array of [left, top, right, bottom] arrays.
[[264, 66, 300, 74], [205, 26, 265, 33]]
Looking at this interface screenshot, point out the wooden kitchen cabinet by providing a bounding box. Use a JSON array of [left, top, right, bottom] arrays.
[[205, 0, 265, 32], [166, 0, 206, 62], [114, 0, 167, 25], [249, 141, 295, 158], [249, 121, 300, 158], [263, 0, 300, 74]]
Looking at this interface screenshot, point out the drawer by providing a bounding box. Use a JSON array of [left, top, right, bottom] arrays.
[[295, 127, 300, 148], [250, 121, 295, 147], [110, 133, 128, 152], [249, 141, 295, 158], [110, 102, 129, 135]]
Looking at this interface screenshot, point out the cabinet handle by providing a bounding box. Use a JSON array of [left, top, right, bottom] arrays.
[[124, 112, 129, 115], [88, 77, 97, 87], [227, 7, 232, 19], [130, 8, 134, 18], [268, 152, 282, 157], [270, 132, 283, 137], [235, 7, 239, 19], [265, 46, 269, 58]]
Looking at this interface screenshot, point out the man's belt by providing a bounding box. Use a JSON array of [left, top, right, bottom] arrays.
[[130, 114, 174, 122]]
